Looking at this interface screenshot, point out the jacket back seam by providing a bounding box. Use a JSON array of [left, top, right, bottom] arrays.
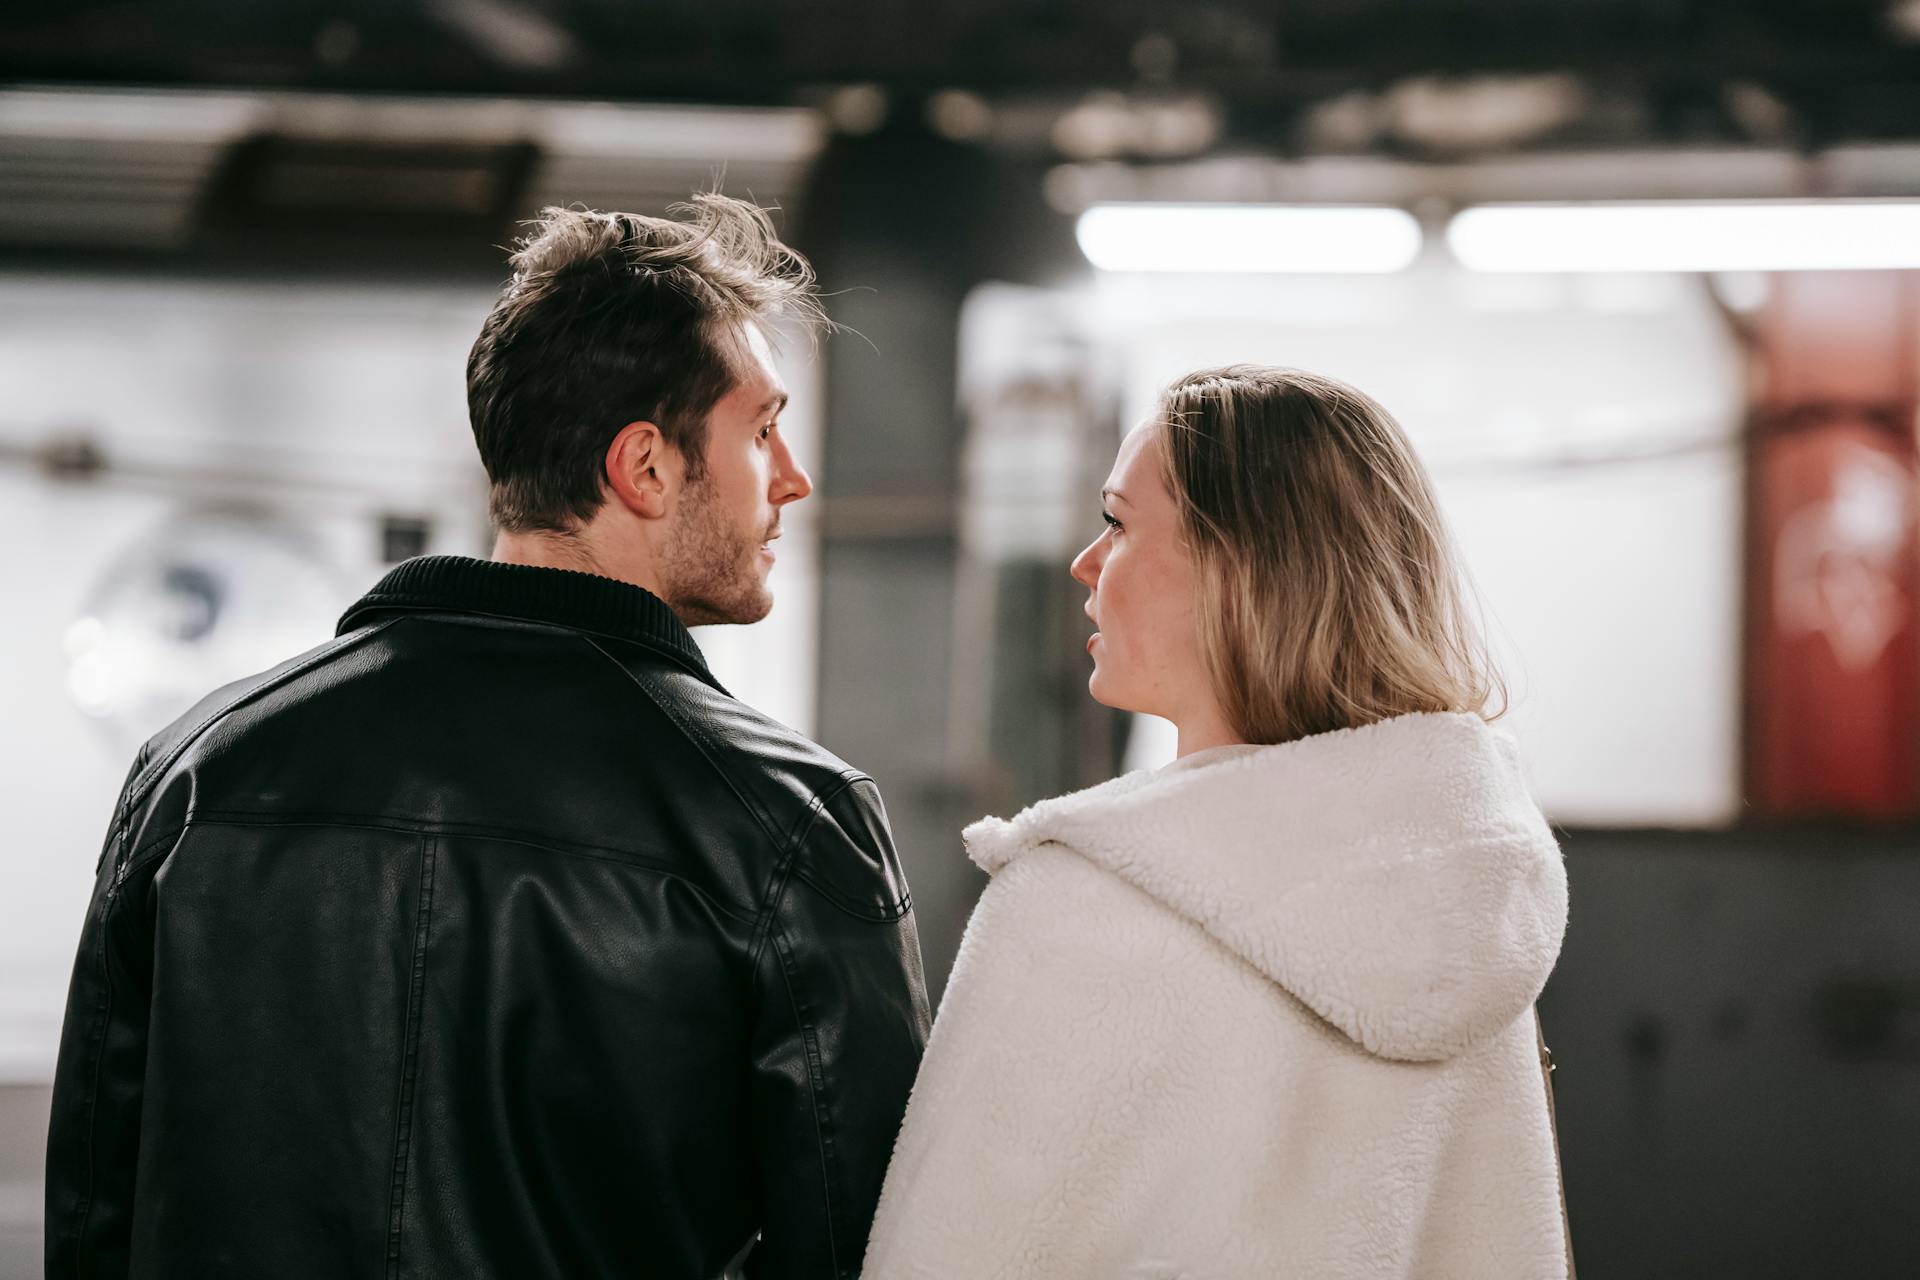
[[386, 833, 437, 1276], [122, 814, 759, 929]]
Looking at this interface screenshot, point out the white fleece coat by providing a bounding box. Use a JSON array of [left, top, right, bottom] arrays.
[[863, 712, 1570, 1280]]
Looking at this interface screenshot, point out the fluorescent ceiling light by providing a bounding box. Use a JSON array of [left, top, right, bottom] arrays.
[[1447, 200, 1920, 273], [1076, 203, 1423, 273]]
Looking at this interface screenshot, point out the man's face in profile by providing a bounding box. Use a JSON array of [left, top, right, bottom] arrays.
[[659, 321, 812, 627]]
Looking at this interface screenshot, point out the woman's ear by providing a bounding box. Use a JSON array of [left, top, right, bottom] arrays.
[[603, 421, 681, 520]]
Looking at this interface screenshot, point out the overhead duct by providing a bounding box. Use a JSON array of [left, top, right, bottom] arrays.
[[0, 90, 261, 252], [0, 88, 827, 270], [195, 134, 539, 272], [528, 103, 825, 221]]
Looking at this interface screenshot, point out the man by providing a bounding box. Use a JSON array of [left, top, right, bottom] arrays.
[[45, 195, 930, 1279]]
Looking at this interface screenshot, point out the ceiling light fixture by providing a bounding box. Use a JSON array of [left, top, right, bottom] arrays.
[[1447, 200, 1920, 273], [1075, 203, 1423, 274]]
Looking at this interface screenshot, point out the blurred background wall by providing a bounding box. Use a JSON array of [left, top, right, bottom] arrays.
[[4, 1, 1920, 1275]]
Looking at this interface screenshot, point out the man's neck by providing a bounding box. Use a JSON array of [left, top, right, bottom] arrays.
[[490, 528, 664, 599]]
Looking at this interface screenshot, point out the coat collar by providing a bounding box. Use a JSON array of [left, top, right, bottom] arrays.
[[964, 712, 1568, 1062]]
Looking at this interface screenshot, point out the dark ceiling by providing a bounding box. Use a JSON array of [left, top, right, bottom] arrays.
[[6, 0, 1920, 149]]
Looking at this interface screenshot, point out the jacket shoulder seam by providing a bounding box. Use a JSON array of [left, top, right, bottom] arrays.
[[747, 773, 873, 975], [578, 636, 788, 854], [748, 802, 816, 977], [121, 617, 405, 824], [779, 772, 913, 922]]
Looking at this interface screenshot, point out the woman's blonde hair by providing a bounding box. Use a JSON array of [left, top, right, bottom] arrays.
[[1156, 365, 1504, 745]]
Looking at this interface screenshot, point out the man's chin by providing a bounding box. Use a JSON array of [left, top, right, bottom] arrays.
[[674, 584, 773, 629], [731, 590, 774, 626]]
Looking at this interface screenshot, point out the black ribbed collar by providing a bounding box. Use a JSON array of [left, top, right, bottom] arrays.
[[338, 555, 716, 683]]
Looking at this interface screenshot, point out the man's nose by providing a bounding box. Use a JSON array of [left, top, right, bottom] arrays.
[[773, 441, 813, 505]]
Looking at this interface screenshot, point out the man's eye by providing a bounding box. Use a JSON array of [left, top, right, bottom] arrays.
[[759, 423, 775, 441]]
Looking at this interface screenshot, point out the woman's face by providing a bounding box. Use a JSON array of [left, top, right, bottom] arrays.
[[1070, 423, 1213, 724]]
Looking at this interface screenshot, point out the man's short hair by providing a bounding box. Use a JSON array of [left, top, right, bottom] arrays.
[[467, 195, 822, 533]]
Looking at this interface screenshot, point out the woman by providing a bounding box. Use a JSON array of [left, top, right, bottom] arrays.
[[863, 366, 1571, 1279]]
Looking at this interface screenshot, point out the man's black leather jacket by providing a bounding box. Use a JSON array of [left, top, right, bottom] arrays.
[[45, 555, 931, 1279]]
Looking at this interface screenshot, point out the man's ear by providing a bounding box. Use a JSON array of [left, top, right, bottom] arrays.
[[603, 420, 680, 520]]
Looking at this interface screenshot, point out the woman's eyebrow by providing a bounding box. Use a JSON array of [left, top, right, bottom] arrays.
[[1101, 488, 1129, 505]]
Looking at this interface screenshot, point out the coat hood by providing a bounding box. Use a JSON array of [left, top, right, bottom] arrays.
[[963, 712, 1568, 1063]]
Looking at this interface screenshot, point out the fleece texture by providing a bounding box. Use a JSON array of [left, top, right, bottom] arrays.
[[863, 711, 1570, 1280]]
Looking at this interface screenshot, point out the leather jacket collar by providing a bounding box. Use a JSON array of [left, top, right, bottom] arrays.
[[338, 555, 719, 686]]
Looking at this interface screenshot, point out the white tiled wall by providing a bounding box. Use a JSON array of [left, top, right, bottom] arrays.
[[0, 276, 823, 1081]]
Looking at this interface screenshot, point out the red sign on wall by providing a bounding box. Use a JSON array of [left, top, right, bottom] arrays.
[[1746, 274, 1920, 818]]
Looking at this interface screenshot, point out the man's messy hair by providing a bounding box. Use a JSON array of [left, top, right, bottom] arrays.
[[467, 194, 824, 533]]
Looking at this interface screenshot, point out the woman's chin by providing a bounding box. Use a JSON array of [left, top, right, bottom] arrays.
[[1085, 667, 1129, 712], [1086, 669, 1168, 722]]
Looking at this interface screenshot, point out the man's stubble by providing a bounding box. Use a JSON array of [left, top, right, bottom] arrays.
[[659, 471, 774, 628]]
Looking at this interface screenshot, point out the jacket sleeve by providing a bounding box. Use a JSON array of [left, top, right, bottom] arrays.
[[747, 775, 931, 1280], [44, 748, 159, 1280]]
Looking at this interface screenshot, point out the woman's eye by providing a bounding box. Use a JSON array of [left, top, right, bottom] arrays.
[[1101, 509, 1122, 531]]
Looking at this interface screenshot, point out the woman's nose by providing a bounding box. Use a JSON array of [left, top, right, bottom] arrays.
[[1070, 537, 1101, 589]]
